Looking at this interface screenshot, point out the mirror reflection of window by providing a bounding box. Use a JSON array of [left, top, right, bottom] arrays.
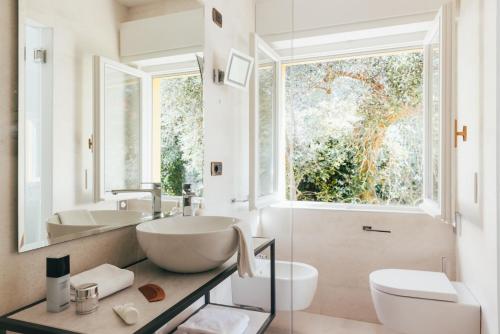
[[152, 72, 204, 196], [103, 65, 142, 192], [23, 22, 53, 246]]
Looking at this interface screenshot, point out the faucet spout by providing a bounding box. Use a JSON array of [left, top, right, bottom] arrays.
[[182, 183, 196, 216], [111, 183, 162, 215]]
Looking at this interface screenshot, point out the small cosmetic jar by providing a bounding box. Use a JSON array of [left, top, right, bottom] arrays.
[[75, 283, 99, 315]]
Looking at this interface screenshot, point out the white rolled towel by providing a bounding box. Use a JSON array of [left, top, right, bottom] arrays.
[[176, 307, 249, 334], [233, 222, 257, 278], [70, 264, 134, 300]]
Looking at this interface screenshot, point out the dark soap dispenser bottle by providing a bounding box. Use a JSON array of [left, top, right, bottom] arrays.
[[46, 255, 70, 313]]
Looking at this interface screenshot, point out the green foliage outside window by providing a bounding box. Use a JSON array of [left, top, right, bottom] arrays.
[[158, 74, 203, 196], [285, 50, 424, 205]]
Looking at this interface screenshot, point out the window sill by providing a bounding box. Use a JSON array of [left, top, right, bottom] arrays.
[[269, 200, 425, 214]]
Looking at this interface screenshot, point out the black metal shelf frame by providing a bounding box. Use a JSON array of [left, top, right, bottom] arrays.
[[0, 238, 276, 334]]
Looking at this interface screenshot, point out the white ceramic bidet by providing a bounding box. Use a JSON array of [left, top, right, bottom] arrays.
[[232, 260, 318, 311]]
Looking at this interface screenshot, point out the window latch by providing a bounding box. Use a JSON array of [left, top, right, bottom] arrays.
[[454, 119, 468, 147]]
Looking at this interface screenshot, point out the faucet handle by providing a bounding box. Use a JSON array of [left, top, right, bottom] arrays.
[[183, 183, 196, 195], [141, 182, 161, 189]]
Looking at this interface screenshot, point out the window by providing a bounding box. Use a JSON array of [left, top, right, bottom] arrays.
[[153, 72, 203, 196], [429, 35, 441, 203], [250, 34, 282, 209], [285, 50, 424, 206], [257, 50, 277, 197], [421, 4, 453, 221], [250, 5, 453, 219], [94, 56, 151, 201]]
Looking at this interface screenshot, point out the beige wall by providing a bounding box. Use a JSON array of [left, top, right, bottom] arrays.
[[260, 207, 456, 323], [125, 0, 202, 21], [202, 0, 255, 218], [0, 0, 143, 315], [456, 0, 499, 333]]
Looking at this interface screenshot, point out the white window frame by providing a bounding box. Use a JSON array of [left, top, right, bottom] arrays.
[[249, 33, 285, 210], [249, 10, 454, 215], [420, 4, 454, 223], [93, 56, 152, 202]]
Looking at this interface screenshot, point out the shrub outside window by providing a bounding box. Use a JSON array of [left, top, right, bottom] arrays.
[[285, 50, 424, 206]]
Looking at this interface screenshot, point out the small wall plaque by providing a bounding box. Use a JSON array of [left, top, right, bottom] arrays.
[[211, 162, 223, 176], [212, 8, 222, 28]]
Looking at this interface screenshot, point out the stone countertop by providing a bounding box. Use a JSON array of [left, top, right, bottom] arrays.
[[7, 237, 272, 334]]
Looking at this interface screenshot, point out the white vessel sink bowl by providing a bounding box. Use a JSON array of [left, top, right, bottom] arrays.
[[136, 216, 239, 273]]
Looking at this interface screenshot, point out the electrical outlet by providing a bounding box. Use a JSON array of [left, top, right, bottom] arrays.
[[211, 162, 223, 176]]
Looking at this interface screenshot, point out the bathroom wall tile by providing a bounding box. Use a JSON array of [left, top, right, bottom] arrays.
[[261, 206, 456, 323]]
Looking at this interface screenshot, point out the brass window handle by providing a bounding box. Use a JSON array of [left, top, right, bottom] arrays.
[[454, 119, 468, 147]]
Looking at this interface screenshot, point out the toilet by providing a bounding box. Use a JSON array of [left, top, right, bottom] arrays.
[[370, 269, 480, 334], [232, 260, 318, 311]]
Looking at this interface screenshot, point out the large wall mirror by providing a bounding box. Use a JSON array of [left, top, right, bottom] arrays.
[[18, 0, 205, 252]]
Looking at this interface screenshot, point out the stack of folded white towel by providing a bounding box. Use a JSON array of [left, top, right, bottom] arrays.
[[70, 264, 134, 300], [176, 307, 250, 334]]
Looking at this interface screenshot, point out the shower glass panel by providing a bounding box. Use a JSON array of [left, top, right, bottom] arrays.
[[254, 1, 294, 333]]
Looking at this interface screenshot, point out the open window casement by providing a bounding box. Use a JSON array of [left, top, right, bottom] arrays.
[[93, 56, 152, 202], [249, 34, 285, 210], [420, 4, 454, 222]]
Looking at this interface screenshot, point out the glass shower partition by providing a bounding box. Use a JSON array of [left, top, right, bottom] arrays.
[[253, 1, 295, 332]]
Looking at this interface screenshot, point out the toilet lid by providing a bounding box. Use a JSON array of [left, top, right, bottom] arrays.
[[370, 269, 458, 302]]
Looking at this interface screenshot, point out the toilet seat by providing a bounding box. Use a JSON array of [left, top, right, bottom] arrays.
[[370, 269, 458, 302], [369, 269, 480, 334]]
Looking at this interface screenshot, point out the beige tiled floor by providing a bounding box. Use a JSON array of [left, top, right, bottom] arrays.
[[266, 311, 401, 334]]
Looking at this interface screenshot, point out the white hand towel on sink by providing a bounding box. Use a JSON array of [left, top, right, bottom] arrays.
[[57, 210, 97, 225], [233, 221, 257, 278], [176, 307, 249, 334], [70, 264, 134, 300]]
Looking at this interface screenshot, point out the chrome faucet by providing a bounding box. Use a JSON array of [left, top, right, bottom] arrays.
[[182, 183, 196, 216], [111, 182, 162, 216]]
